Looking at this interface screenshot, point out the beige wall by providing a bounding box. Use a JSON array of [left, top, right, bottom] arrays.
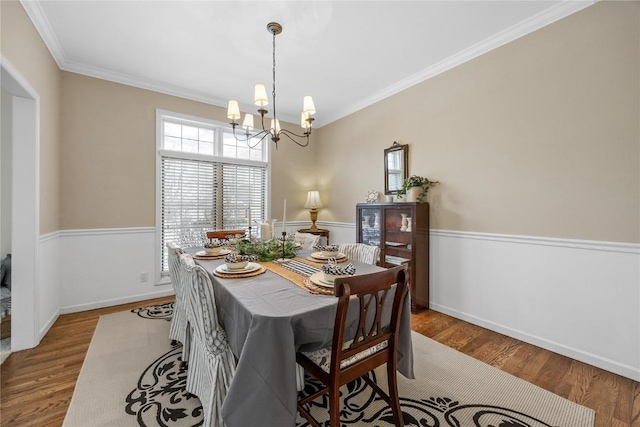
[[60, 72, 318, 229], [4, 0, 638, 243], [317, 1, 639, 243], [1, 0, 61, 235]]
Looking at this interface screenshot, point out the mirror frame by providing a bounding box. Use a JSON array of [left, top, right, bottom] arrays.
[[384, 142, 409, 195]]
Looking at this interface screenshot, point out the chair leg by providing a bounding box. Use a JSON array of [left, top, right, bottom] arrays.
[[386, 363, 404, 427], [328, 383, 341, 427]]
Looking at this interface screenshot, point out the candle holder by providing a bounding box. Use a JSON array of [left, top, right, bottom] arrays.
[[278, 231, 289, 262]]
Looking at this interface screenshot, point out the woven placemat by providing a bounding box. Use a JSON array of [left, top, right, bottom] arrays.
[[212, 265, 267, 279], [263, 259, 333, 295], [302, 277, 335, 295]]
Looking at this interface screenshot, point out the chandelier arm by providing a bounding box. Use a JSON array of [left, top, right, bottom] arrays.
[[278, 129, 310, 147], [247, 132, 271, 149], [231, 124, 270, 143]]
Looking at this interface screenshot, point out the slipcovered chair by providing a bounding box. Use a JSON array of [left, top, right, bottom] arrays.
[[181, 254, 236, 427], [294, 232, 321, 249], [167, 242, 190, 365], [338, 243, 380, 265], [296, 266, 409, 426]]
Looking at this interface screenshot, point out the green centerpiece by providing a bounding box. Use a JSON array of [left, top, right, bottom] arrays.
[[236, 238, 298, 261]]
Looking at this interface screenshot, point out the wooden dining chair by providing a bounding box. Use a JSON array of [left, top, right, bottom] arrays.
[[182, 254, 236, 427], [206, 229, 246, 240], [296, 265, 408, 427], [167, 242, 190, 365], [338, 243, 381, 265]]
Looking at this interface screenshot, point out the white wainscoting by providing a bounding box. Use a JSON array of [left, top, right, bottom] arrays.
[[321, 222, 639, 380], [51, 224, 639, 380], [39, 232, 61, 341], [59, 227, 174, 314], [429, 230, 640, 381]]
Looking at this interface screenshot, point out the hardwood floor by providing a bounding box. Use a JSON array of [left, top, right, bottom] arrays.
[[1, 298, 638, 427]]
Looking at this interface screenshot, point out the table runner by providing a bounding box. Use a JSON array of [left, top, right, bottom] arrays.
[[261, 257, 334, 295]]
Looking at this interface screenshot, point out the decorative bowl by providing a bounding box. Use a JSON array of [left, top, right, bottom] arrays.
[[321, 272, 352, 284], [224, 252, 258, 270], [225, 260, 248, 270], [321, 260, 356, 284], [204, 246, 222, 255], [313, 244, 340, 258]]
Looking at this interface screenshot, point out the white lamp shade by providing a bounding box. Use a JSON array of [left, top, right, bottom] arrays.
[[270, 118, 281, 133], [227, 100, 241, 121], [304, 190, 323, 209], [301, 112, 311, 129], [242, 114, 254, 130], [254, 84, 269, 108], [302, 95, 316, 115]]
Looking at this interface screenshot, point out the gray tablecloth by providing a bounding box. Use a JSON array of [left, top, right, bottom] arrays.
[[191, 249, 414, 427]]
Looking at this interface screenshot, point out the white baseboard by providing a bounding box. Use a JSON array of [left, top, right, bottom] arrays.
[[60, 289, 175, 315], [39, 308, 59, 341], [431, 302, 640, 381]]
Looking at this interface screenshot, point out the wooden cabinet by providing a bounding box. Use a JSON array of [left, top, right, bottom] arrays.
[[356, 202, 430, 312]]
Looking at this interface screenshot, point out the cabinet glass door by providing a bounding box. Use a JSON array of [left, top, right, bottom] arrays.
[[383, 206, 412, 267], [359, 207, 381, 247]]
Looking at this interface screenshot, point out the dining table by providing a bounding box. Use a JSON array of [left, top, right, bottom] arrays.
[[189, 247, 415, 427]]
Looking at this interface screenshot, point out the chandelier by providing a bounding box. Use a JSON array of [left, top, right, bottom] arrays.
[[226, 22, 316, 149]]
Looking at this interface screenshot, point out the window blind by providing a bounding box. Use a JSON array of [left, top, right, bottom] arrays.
[[222, 163, 267, 230], [160, 158, 268, 272], [161, 156, 219, 270]]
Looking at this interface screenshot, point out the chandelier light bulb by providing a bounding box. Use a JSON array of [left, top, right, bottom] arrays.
[[270, 118, 281, 134], [301, 112, 311, 129]]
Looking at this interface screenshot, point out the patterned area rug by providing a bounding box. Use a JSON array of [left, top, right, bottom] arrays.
[[62, 303, 595, 427]]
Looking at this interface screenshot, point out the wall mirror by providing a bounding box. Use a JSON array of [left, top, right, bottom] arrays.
[[384, 142, 408, 195]]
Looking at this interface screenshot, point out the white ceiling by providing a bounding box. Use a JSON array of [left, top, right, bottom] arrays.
[[22, 0, 593, 127]]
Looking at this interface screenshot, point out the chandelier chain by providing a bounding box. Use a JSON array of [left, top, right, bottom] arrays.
[[272, 30, 277, 134]]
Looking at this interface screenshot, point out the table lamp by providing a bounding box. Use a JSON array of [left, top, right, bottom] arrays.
[[304, 190, 323, 231]]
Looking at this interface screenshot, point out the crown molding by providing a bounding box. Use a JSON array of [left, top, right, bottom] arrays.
[[317, 0, 595, 127], [21, 0, 593, 128], [19, 0, 67, 69]]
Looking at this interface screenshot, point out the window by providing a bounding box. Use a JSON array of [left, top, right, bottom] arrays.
[[156, 110, 269, 278]]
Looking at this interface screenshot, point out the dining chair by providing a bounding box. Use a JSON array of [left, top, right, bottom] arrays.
[[294, 232, 321, 249], [167, 242, 190, 366], [181, 253, 236, 427], [206, 229, 246, 241], [337, 243, 381, 265], [296, 265, 408, 427]]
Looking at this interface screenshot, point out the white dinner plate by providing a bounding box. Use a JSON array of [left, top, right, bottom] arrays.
[[310, 252, 347, 261], [215, 262, 261, 274], [196, 249, 232, 257], [309, 272, 334, 288]]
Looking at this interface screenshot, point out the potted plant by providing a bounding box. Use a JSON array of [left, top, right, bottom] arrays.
[[397, 175, 439, 203]]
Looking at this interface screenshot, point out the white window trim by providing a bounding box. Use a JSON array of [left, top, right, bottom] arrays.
[[154, 109, 272, 285]]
